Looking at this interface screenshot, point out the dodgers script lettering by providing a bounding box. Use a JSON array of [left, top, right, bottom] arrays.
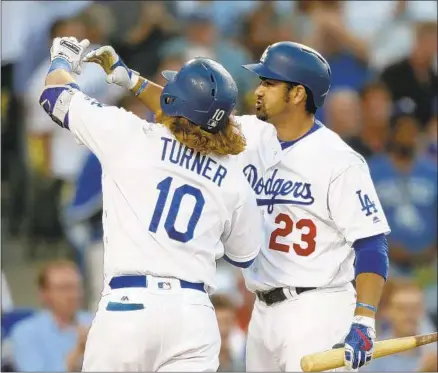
[[243, 164, 314, 214]]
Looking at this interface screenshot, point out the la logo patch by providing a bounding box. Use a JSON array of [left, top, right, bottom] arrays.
[[356, 190, 378, 216]]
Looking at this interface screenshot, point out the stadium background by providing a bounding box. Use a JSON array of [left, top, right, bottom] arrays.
[[1, 1, 437, 371]]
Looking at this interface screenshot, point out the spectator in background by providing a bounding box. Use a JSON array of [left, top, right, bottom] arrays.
[[1, 271, 14, 313], [324, 88, 361, 140], [380, 21, 438, 127], [25, 16, 124, 247], [241, 2, 285, 59], [348, 81, 393, 159], [363, 279, 436, 372], [113, 1, 178, 80], [211, 295, 246, 372], [368, 107, 437, 279], [77, 3, 116, 46], [299, 1, 373, 92], [424, 98, 437, 163], [10, 260, 93, 371], [159, 11, 253, 106]]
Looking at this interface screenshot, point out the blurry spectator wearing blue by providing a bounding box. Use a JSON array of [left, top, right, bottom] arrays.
[[380, 21, 437, 127], [368, 103, 437, 316], [363, 279, 437, 372], [324, 87, 361, 140], [9, 260, 93, 372], [347, 81, 393, 160], [159, 11, 253, 106], [25, 10, 124, 245], [293, 1, 373, 90], [286, 1, 373, 123]]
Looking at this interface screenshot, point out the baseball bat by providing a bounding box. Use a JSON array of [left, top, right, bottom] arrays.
[[301, 332, 437, 372]]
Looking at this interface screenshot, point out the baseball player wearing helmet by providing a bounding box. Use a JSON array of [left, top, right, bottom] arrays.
[[85, 41, 390, 372], [39, 37, 262, 371], [239, 42, 390, 372]]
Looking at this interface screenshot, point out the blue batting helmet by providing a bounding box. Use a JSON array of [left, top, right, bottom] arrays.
[[242, 42, 331, 108], [161, 58, 238, 133]]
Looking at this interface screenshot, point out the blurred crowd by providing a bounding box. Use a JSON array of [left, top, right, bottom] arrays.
[[1, 1, 437, 372]]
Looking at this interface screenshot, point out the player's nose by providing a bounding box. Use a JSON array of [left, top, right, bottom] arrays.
[[255, 84, 264, 97]]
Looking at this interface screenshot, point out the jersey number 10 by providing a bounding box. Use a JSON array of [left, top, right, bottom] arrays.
[[149, 177, 205, 243], [269, 213, 317, 256]]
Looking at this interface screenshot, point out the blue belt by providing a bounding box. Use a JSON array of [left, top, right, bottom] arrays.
[[109, 275, 206, 293]]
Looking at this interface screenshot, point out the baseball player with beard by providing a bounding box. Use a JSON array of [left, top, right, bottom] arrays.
[[84, 41, 390, 372], [38, 37, 263, 372]]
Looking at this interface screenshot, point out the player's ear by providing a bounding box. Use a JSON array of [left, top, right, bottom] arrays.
[[291, 85, 307, 106]]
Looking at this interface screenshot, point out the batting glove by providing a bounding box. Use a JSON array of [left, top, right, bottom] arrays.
[[83, 46, 139, 90], [344, 316, 376, 370], [50, 37, 90, 75]]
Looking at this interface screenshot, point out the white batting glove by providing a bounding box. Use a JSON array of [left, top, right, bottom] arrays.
[[83, 46, 139, 90], [50, 37, 90, 75]]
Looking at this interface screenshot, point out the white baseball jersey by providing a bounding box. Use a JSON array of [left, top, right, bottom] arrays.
[[236, 115, 391, 291], [51, 89, 262, 293]]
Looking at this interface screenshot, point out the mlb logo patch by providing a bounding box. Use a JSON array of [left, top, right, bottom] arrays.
[[158, 282, 172, 290]]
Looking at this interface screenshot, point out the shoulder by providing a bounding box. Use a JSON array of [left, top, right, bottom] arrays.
[[10, 311, 47, 338], [381, 58, 408, 78], [314, 125, 367, 175], [416, 157, 438, 176], [235, 115, 277, 147], [77, 310, 94, 325]]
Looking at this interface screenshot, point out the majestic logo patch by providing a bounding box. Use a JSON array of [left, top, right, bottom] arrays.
[[243, 165, 314, 214]]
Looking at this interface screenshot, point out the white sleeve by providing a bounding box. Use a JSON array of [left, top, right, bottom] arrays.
[[221, 185, 262, 264], [67, 91, 151, 164], [328, 162, 391, 245]]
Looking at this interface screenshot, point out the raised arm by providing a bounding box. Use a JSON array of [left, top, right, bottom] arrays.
[[83, 46, 163, 114], [40, 37, 150, 165]]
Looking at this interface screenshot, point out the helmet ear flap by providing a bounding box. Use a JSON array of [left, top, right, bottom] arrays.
[[160, 85, 182, 117]]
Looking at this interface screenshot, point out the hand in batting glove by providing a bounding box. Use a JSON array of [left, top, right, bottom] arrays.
[[50, 37, 90, 74], [83, 46, 139, 90], [344, 316, 376, 370]]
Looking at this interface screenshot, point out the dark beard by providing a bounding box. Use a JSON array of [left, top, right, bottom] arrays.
[[256, 105, 268, 122], [256, 112, 268, 122]]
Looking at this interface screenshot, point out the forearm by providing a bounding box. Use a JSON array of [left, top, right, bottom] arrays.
[[355, 272, 385, 317], [45, 69, 76, 87], [130, 77, 163, 114], [338, 31, 369, 63], [66, 347, 83, 371], [353, 234, 389, 318]]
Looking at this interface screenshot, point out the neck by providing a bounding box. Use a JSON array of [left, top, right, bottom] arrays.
[[52, 312, 76, 328], [273, 111, 315, 141], [409, 52, 432, 78], [390, 153, 414, 172], [361, 121, 389, 152]]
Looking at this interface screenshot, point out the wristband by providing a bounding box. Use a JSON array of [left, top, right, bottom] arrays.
[[356, 302, 377, 313], [48, 58, 72, 74], [134, 79, 148, 96]]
